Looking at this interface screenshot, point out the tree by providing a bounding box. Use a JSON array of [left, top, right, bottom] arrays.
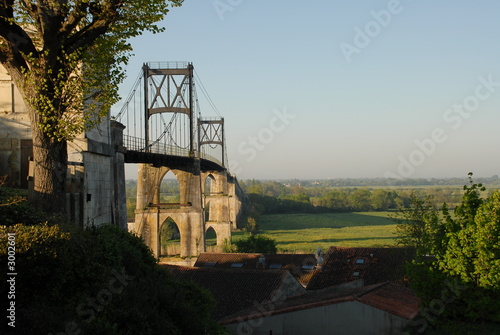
[[234, 235, 277, 254], [406, 174, 500, 327], [349, 188, 373, 211], [0, 223, 224, 334], [0, 0, 182, 213], [371, 189, 396, 210], [392, 191, 438, 256]]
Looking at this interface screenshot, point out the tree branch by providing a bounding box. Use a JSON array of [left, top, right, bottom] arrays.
[[65, 2, 121, 54], [60, 1, 89, 38], [0, 1, 38, 71]]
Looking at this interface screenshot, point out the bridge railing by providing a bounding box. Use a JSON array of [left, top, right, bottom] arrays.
[[198, 151, 223, 168], [147, 61, 188, 69], [123, 135, 223, 168]]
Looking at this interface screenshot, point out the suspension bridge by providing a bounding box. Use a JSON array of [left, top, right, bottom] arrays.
[[114, 62, 244, 259], [115, 61, 227, 170]]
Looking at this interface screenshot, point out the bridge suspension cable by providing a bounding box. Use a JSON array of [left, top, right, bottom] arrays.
[[113, 62, 227, 169], [194, 70, 222, 118]]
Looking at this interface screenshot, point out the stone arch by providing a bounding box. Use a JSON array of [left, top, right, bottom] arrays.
[[203, 173, 216, 196], [205, 226, 217, 246], [205, 222, 231, 250], [158, 169, 180, 204], [159, 217, 181, 256]]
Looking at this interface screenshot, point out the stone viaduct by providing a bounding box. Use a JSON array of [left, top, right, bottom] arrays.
[[131, 164, 244, 258]]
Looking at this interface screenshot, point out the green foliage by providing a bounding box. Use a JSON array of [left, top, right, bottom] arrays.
[[238, 178, 498, 213], [406, 173, 500, 325], [221, 238, 237, 253], [420, 319, 500, 335], [392, 192, 438, 256], [0, 223, 223, 334], [247, 193, 320, 215], [0, 185, 60, 226], [245, 216, 258, 234], [234, 234, 277, 254], [1, 0, 183, 141]]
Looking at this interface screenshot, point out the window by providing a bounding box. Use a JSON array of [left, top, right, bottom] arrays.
[[355, 258, 365, 265], [203, 262, 217, 267], [269, 263, 282, 269], [353, 271, 360, 277], [301, 264, 315, 270], [231, 263, 244, 268]]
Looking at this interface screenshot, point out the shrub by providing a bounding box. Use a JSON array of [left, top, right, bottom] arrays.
[[0, 185, 57, 226], [0, 224, 224, 335], [234, 234, 277, 254]]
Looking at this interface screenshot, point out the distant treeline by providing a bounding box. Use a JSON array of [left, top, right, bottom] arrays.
[[124, 177, 500, 219], [240, 177, 500, 215], [242, 176, 500, 188]]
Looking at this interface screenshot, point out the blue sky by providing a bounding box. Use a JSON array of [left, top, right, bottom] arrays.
[[114, 0, 500, 180]]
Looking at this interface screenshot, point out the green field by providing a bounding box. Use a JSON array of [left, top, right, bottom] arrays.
[[233, 212, 399, 253]]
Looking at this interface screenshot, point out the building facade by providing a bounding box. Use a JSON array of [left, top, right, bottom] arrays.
[[0, 64, 126, 228]]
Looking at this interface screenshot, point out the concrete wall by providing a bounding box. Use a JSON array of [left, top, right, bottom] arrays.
[[68, 120, 127, 228], [225, 300, 410, 335]]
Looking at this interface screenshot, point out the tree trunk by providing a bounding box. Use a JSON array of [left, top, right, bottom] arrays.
[[30, 123, 68, 216]]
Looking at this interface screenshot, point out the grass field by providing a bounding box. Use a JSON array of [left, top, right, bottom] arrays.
[[232, 212, 399, 253]]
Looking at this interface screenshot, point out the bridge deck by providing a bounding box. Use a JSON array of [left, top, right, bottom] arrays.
[[124, 135, 225, 171]]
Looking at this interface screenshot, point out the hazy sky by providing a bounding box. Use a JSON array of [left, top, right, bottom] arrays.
[[114, 1, 500, 180]]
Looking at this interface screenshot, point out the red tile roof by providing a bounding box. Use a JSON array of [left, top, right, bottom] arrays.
[[194, 252, 318, 286], [220, 282, 420, 325], [306, 246, 416, 290], [162, 264, 307, 321], [357, 282, 420, 319]]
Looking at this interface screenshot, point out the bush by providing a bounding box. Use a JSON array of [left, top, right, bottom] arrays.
[[0, 185, 58, 226], [234, 234, 277, 254], [0, 223, 224, 335]]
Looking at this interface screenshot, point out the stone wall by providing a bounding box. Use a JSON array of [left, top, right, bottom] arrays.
[[0, 64, 126, 228], [0, 65, 32, 187]]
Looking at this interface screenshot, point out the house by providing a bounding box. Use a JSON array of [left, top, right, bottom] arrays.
[[306, 246, 416, 290], [194, 252, 319, 287], [163, 264, 307, 321], [221, 281, 420, 335]]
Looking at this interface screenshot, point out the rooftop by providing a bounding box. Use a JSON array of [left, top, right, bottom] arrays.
[[162, 264, 307, 320], [221, 281, 420, 325], [306, 246, 416, 290], [194, 252, 318, 286]]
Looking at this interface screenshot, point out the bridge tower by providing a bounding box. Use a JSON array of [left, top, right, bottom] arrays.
[[127, 62, 241, 260], [199, 118, 233, 248], [132, 62, 204, 258]]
